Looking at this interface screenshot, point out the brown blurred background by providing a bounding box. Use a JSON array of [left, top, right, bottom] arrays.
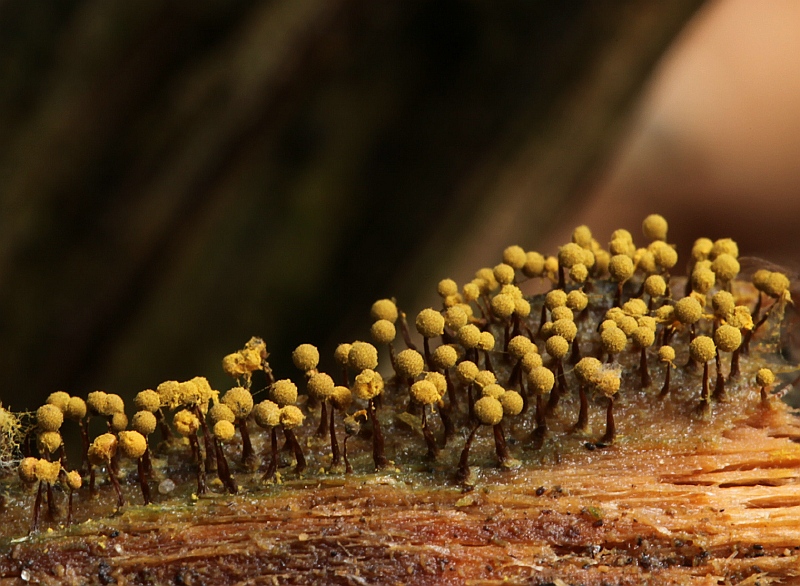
[[1, 0, 797, 411]]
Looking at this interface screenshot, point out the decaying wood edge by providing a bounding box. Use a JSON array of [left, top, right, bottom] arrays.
[[3, 401, 800, 585]]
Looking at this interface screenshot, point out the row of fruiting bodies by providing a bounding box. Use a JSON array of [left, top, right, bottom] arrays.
[[16, 215, 792, 531]]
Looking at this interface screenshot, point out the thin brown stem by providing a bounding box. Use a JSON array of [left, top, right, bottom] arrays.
[[369, 399, 389, 471], [214, 438, 238, 494], [600, 396, 616, 444], [137, 457, 153, 504], [421, 407, 439, 460], [285, 429, 306, 474], [456, 425, 480, 483], [330, 407, 341, 469]]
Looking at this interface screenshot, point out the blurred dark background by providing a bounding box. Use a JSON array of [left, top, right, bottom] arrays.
[[1, 0, 798, 411]]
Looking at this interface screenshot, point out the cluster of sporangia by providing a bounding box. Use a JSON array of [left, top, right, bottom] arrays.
[[11, 215, 794, 534]]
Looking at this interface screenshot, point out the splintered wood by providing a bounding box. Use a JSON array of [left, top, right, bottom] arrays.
[[3, 403, 800, 585]]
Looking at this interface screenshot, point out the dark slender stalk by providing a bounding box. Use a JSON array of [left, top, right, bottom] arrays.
[[214, 438, 237, 494], [399, 312, 418, 351], [262, 428, 279, 482], [108, 465, 125, 508], [640, 347, 651, 389], [421, 408, 439, 460], [142, 447, 154, 476], [30, 481, 44, 534], [316, 401, 329, 437], [189, 435, 206, 495], [532, 395, 547, 449], [600, 396, 616, 444], [330, 407, 341, 468], [46, 480, 57, 520], [137, 457, 153, 504], [285, 429, 306, 473], [343, 435, 353, 474], [369, 399, 389, 470], [659, 364, 672, 398], [192, 405, 216, 473], [79, 419, 90, 475], [713, 352, 726, 401], [456, 425, 480, 483], [575, 384, 589, 433], [437, 403, 454, 446], [423, 337, 433, 370], [66, 490, 74, 527], [729, 347, 741, 379], [493, 423, 511, 466], [155, 409, 173, 443]]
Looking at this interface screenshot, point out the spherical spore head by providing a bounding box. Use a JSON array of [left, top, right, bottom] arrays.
[[642, 214, 668, 241], [410, 380, 440, 405], [566, 289, 588, 312], [348, 341, 379, 371], [370, 299, 398, 323], [65, 396, 87, 420], [478, 331, 495, 352], [431, 344, 459, 370], [674, 297, 703, 325], [644, 275, 667, 298], [88, 433, 118, 465], [416, 308, 445, 338], [503, 245, 527, 269], [86, 391, 108, 416], [110, 412, 128, 433], [395, 349, 425, 379], [659, 345, 676, 363], [493, 263, 516, 285], [208, 403, 236, 425], [131, 410, 158, 436], [134, 390, 161, 413], [491, 294, 515, 319], [46, 391, 70, 413], [456, 360, 479, 383], [528, 366, 555, 395], [499, 391, 523, 417], [34, 459, 61, 484], [270, 379, 298, 407], [37, 431, 62, 455], [608, 255, 634, 282], [756, 368, 775, 387], [520, 351, 543, 372], [545, 335, 570, 360], [714, 324, 742, 353], [689, 336, 716, 363], [457, 324, 481, 349], [118, 430, 147, 460], [66, 470, 82, 491], [711, 254, 740, 282], [507, 335, 533, 360], [334, 343, 352, 366], [330, 386, 352, 411], [307, 372, 336, 401], [575, 357, 602, 384], [474, 370, 497, 389], [36, 404, 63, 432], [292, 344, 320, 372], [437, 278, 459, 297], [253, 400, 281, 428], [353, 369, 384, 400], [370, 320, 397, 345], [280, 405, 305, 429], [19, 457, 38, 484], [601, 327, 627, 354], [631, 326, 655, 348], [222, 387, 254, 419], [474, 396, 504, 426], [214, 420, 236, 442]]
